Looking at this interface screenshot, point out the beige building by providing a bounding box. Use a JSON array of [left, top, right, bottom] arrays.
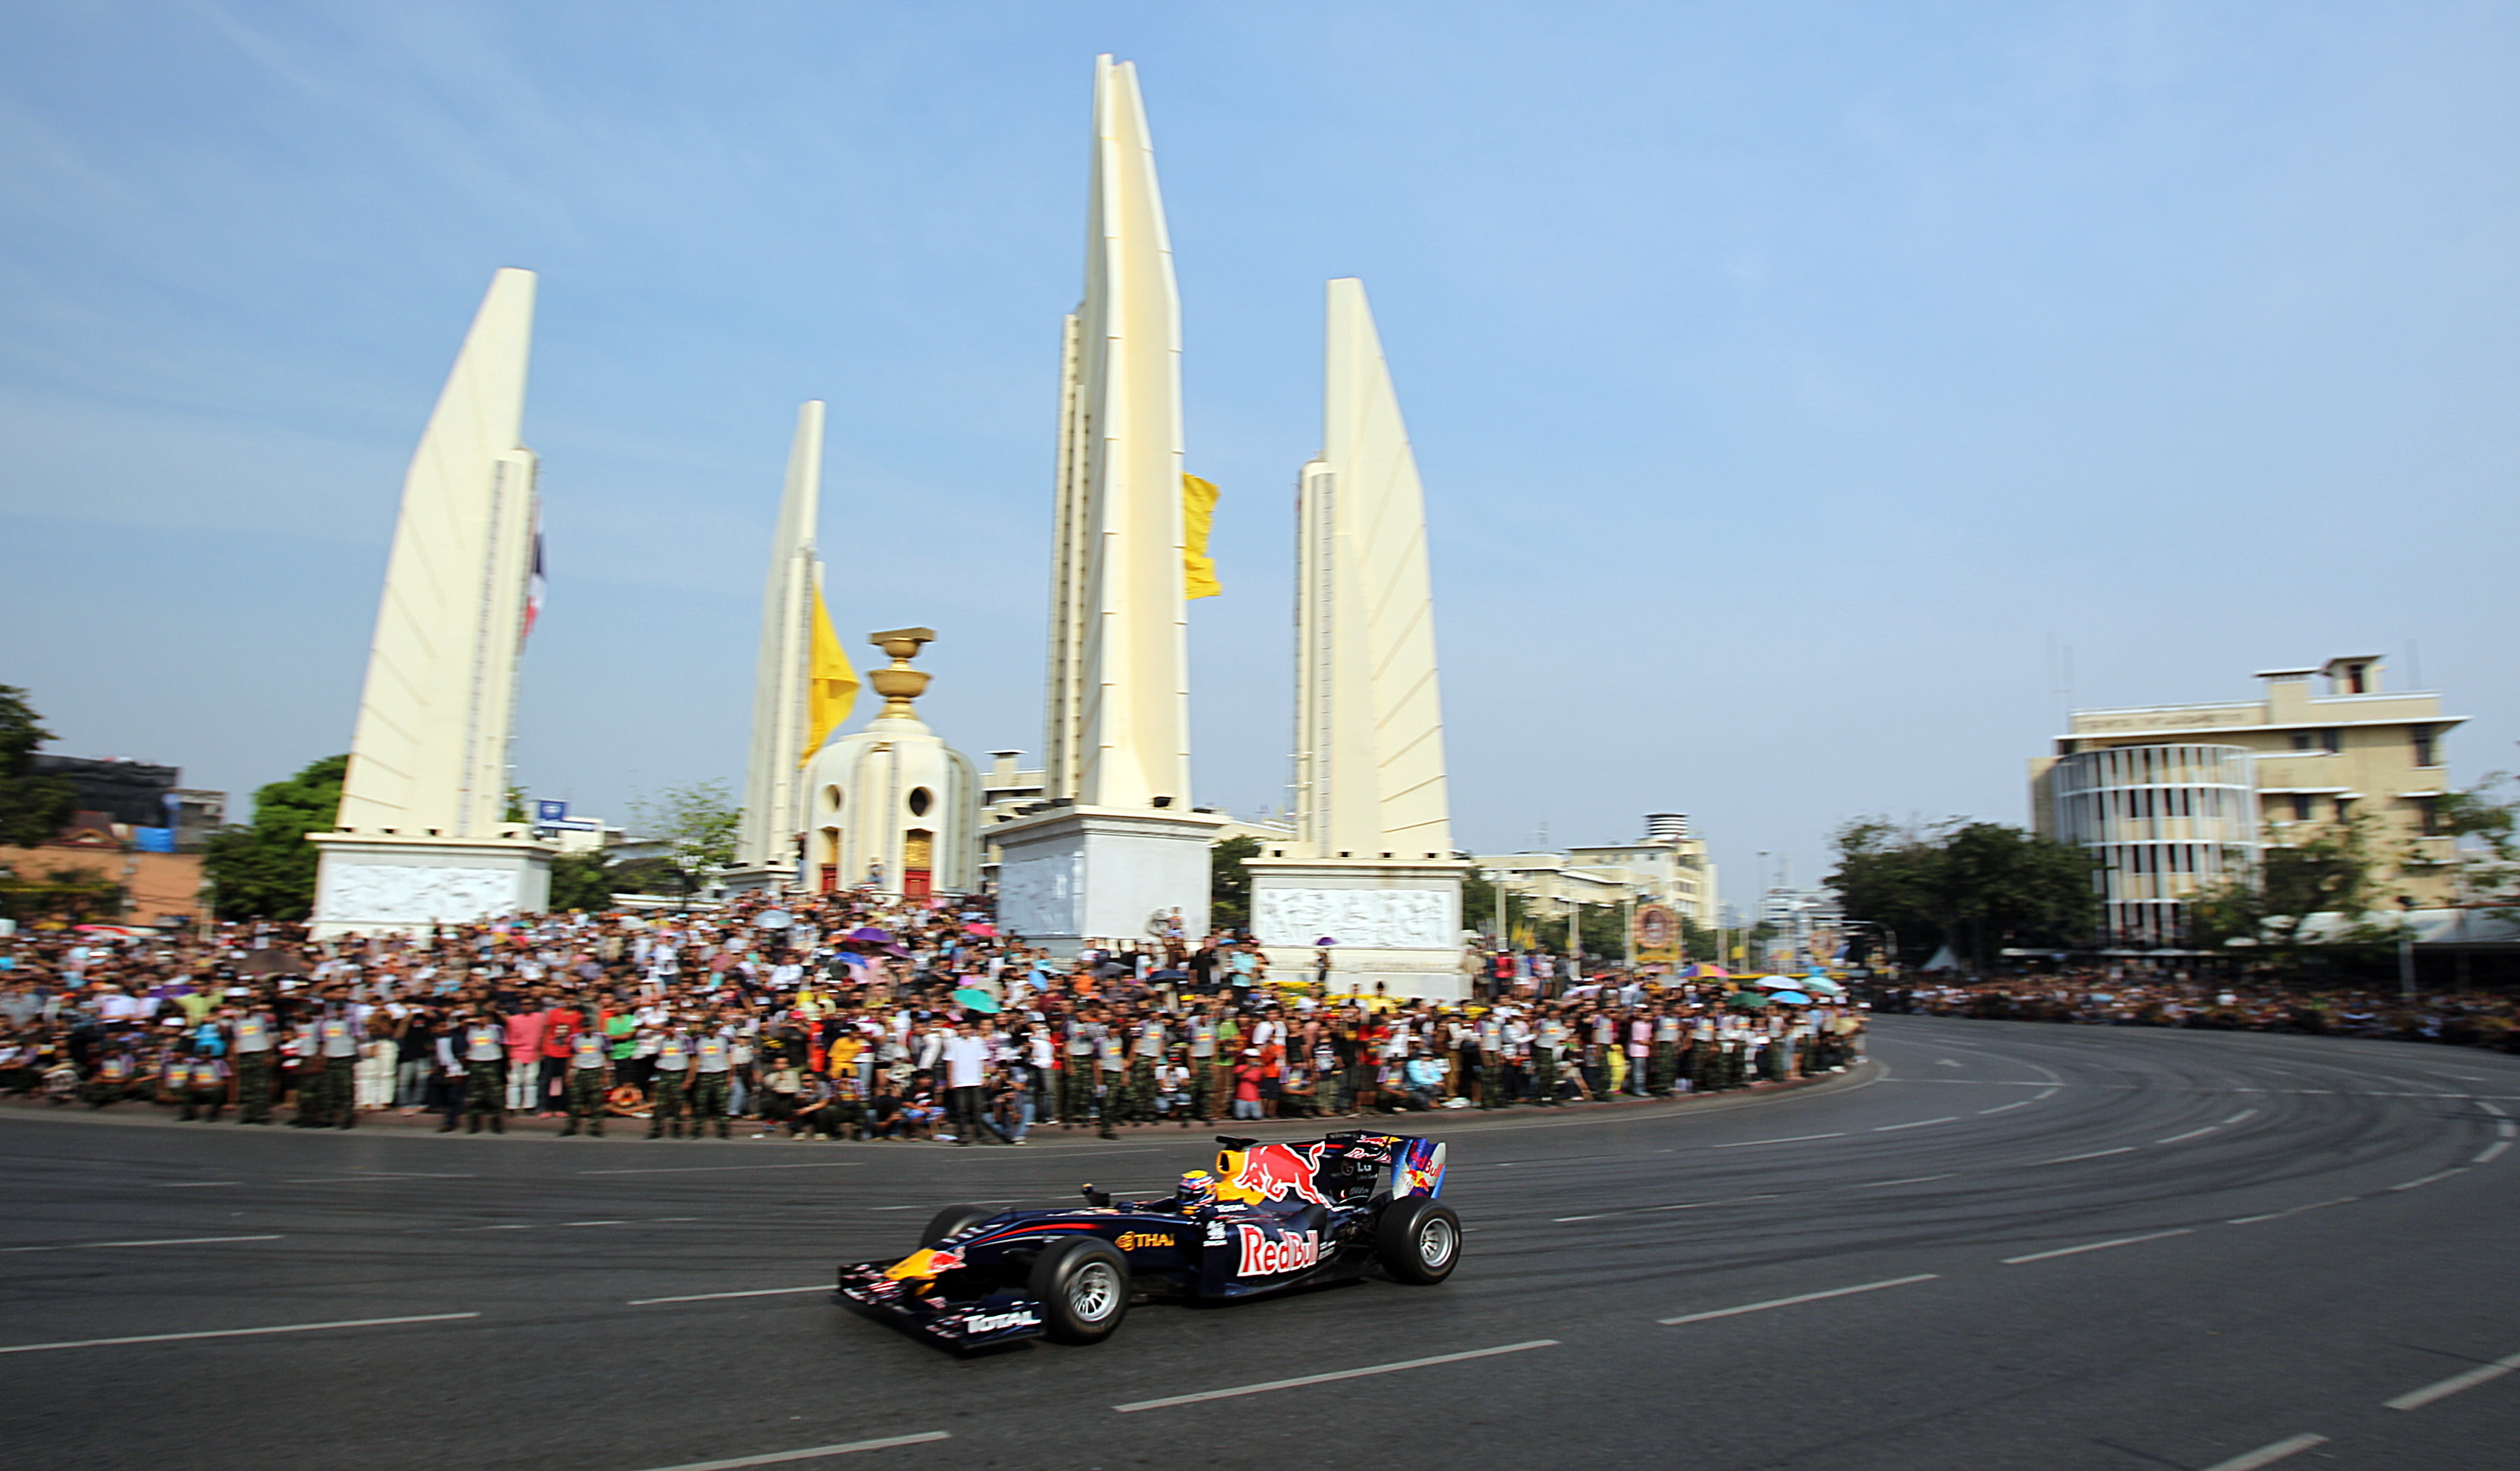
[[1563, 813, 1720, 926], [2031, 655, 2465, 944]]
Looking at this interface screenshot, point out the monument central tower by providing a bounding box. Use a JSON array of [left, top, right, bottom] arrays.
[[996, 55, 1224, 949]]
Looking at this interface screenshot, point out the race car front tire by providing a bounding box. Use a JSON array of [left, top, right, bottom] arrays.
[[1031, 1236, 1130, 1344], [1376, 1197, 1461, 1285], [921, 1203, 999, 1247]]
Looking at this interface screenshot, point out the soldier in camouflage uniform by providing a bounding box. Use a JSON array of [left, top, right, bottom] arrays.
[[649, 1023, 694, 1138], [455, 1007, 510, 1134], [1648, 1008, 1680, 1096], [560, 1006, 610, 1137], [688, 1026, 734, 1140], [230, 1003, 278, 1124], [1477, 1013, 1506, 1108]]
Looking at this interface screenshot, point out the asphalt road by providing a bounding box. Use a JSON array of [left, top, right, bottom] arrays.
[[3, 1015, 2516, 1471]]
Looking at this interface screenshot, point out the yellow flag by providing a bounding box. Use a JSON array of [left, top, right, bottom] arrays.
[[1182, 473, 1221, 599], [801, 576, 859, 765]]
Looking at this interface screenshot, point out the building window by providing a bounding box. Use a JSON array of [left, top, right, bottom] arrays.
[[2412, 727, 2440, 768], [2321, 728, 2342, 753], [2290, 794, 2313, 822], [2290, 733, 2314, 751], [2415, 798, 2443, 837]]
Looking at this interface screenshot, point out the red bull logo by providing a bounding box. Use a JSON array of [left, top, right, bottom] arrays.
[[1222, 1143, 1331, 1206], [1236, 1225, 1320, 1276]]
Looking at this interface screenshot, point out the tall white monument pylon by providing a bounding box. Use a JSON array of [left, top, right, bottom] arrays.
[[1247, 279, 1471, 998], [997, 55, 1224, 950], [310, 267, 554, 936], [727, 401, 859, 892]]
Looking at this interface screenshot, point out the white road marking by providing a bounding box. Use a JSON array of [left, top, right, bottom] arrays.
[[1649, 1195, 1779, 1211], [2037, 1147, 2136, 1164], [865, 1206, 919, 1211], [627, 1431, 951, 1470], [2225, 1108, 2260, 1124], [2479, 1101, 2509, 1117], [2034, 1087, 2059, 1099], [156, 1181, 243, 1187], [1935, 1059, 1962, 1068], [0, 1312, 479, 1355], [1978, 1101, 2029, 1115], [2227, 1197, 2358, 1225], [0, 1234, 282, 1253], [2385, 1347, 2520, 1410], [1554, 1214, 1606, 1222], [629, 1285, 832, 1305], [1114, 1339, 1558, 1411], [1873, 1117, 1958, 1131], [2199, 1432, 2328, 1470], [2282, 1090, 2334, 1095], [2474, 1141, 2512, 1164], [2002, 1229, 2192, 1264], [1710, 1133, 1845, 1149], [566, 1220, 632, 1227], [2388, 1168, 2470, 1192], [1857, 1175, 1954, 1188], [2155, 1127, 2220, 1143], [2498, 1120, 2517, 1138], [577, 1163, 866, 1176], [1658, 1274, 1938, 1325]]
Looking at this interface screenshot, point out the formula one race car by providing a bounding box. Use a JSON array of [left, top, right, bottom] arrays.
[[833, 1132, 1457, 1352]]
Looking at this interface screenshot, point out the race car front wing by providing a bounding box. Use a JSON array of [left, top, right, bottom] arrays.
[[832, 1260, 1046, 1351]]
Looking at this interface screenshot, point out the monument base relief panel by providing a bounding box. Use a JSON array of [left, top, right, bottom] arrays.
[[308, 833, 553, 938], [1243, 858, 1473, 1001]]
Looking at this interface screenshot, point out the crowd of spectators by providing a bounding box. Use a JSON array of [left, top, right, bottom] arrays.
[[1880, 975, 2520, 1053], [0, 891, 1868, 1141]]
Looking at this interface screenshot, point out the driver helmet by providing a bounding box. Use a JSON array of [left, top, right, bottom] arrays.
[[1175, 1169, 1219, 1208]]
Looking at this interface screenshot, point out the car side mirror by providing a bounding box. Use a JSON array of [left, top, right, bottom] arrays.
[[1079, 1184, 1112, 1207]]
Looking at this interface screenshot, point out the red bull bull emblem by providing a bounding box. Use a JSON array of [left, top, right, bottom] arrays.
[[1226, 1143, 1331, 1206], [1236, 1225, 1320, 1276]]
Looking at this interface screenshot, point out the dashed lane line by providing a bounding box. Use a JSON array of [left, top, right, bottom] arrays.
[[0, 1312, 479, 1355], [2037, 1147, 2136, 1164], [2229, 1198, 2358, 1225], [2474, 1141, 2512, 1164], [1856, 1175, 1953, 1187], [1709, 1133, 1846, 1149], [627, 1431, 951, 1470], [2225, 1108, 2260, 1124], [577, 1163, 867, 1176], [1658, 1274, 1938, 1325], [2155, 1127, 2220, 1143], [1978, 1100, 2029, 1115], [1114, 1339, 1558, 1411], [2388, 1168, 2470, 1192], [1872, 1117, 1959, 1131], [0, 1234, 282, 1253], [2199, 1432, 2328, 1470], [629, 1285, 831, 1306], [2385, 1347, 2520, 1411], [2002, 1229, 2192, 1265]]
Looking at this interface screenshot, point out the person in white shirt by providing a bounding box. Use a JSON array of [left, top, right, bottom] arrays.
[[941, 1023, 993, 1146]]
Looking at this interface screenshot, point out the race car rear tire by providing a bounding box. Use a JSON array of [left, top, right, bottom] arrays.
[[1030, 1236, 1130, 1344], [1376, 1197, 1461, 1285], [921, 1204, 998, 1247]]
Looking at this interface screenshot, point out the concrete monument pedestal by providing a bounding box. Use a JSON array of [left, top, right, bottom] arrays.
[[309, 832, 552, 939], [1245, 857, 1472, 1001], [993, 806, 1228, 954]]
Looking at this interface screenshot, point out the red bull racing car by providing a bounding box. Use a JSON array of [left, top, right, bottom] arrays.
[[833, 1131, 1457, 1351]]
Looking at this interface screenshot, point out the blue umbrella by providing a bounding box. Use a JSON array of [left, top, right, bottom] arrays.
[[951, 987, 1001, 1014], [1768, 989, 1814, 1005]]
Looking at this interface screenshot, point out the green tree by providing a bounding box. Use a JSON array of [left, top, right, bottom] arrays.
[[607, 856, 686, 897], [546, 850, 619, 912], [1210, 834, 1260, 930], [2435, 772, 2520, 922], [1826, 816, 2099, 968], [0, 685, 76, 847], [628, 780, 741, 896], [202, 755, 348, 920], [2188, 817, 2382, 963]]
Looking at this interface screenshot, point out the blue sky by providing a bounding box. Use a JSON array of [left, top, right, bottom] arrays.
[[3, 1, 2513, 908]]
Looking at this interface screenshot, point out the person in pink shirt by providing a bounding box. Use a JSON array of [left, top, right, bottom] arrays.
[[505, 996, 550, 1114]]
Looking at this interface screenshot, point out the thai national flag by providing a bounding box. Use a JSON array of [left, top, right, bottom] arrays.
[[523, 520, 546, 644]]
